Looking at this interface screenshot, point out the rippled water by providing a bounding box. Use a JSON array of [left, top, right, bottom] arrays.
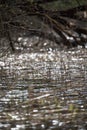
[[0, 48, 87, 130]]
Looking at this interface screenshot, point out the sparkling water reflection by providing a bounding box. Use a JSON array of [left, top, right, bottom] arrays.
[[0, 49, 87, 130]]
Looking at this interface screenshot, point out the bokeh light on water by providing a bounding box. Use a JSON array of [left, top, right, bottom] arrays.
[[0, 48, 87, 130]]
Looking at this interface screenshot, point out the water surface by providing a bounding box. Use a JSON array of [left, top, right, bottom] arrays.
[[0, 48, 87, 130]]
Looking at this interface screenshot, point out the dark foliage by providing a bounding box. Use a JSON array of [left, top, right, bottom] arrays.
[[0, 0, 87, 51]]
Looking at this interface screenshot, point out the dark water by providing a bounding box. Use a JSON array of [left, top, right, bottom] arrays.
[[0, 49, 87, 130]]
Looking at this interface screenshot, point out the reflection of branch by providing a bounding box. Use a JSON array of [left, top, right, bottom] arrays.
[[45, 5, 87, 18], [57, 16, 87, 34], [35, 0, 58, 4], [4, 24, 15, 51], [22, 29, 62, 46], [22, 0, 58, 4], [43, 14, 71, 46]]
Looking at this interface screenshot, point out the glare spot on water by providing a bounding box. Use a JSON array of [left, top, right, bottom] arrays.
[[81, 105, 84, 108], [85, 43, 87, 48], [52, 120, 59, 125], [16, 124, 25, 129], [61, 97, 65, 100], [0, 61, 5, 66], [33, 109, 38, 112], [44, 42, 47, 46], [77, 45, 82, 49], [23, 41, 27, 46], [41, 124, 45, 128], [59, 122, 64, 126], [11, 128, 18, 130], [0, 97, 10, 102], [0, 123, 10, 128]]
